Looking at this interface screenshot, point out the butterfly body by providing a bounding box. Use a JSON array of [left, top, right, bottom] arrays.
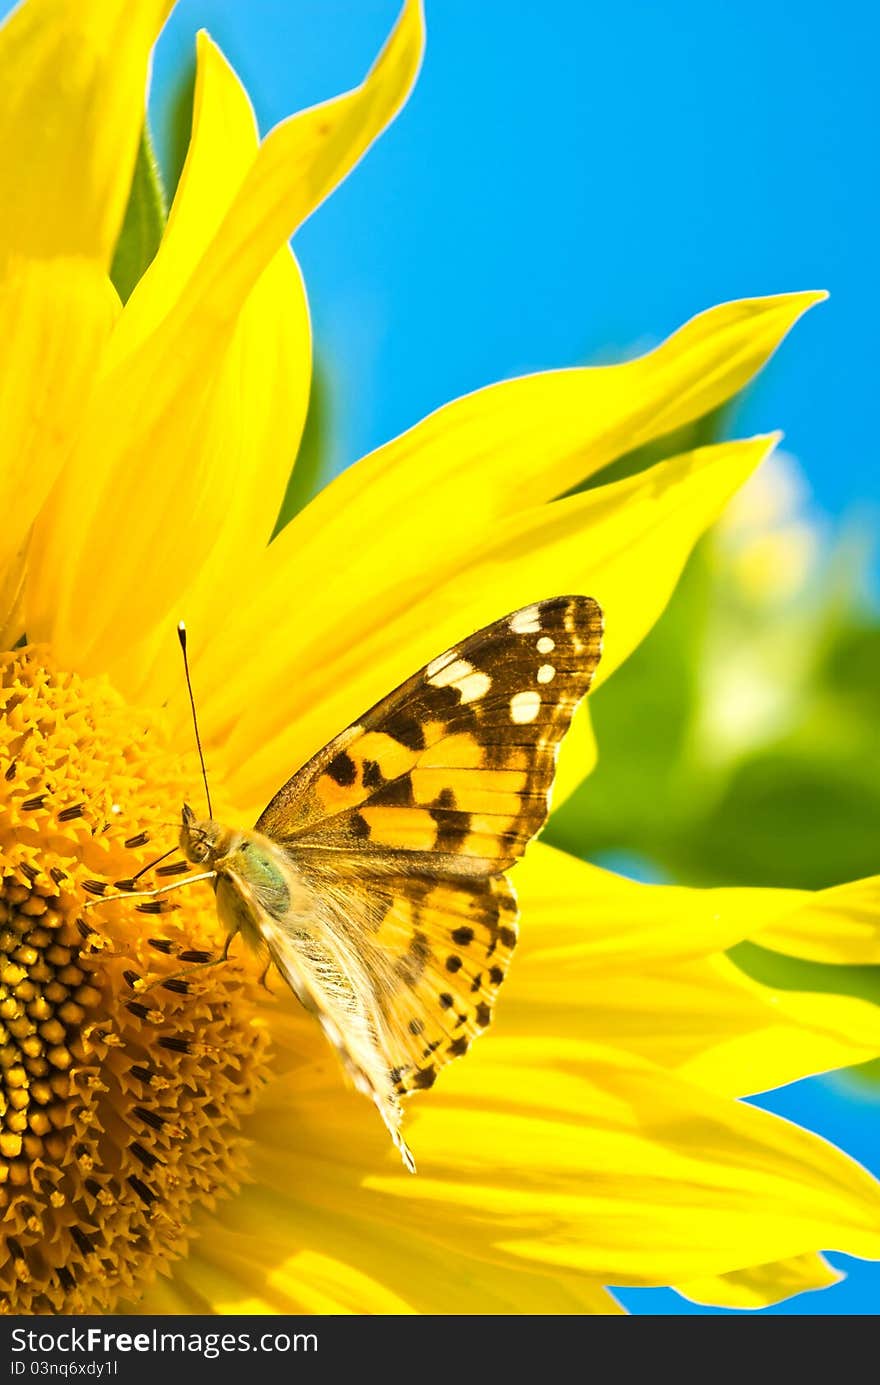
[[180, 808, 419, 1168], [179, 820, 295, 936], [179, 596, 603, 1170]]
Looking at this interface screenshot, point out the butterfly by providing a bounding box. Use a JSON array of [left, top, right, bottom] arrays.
[[178, 595, 603, 1170]]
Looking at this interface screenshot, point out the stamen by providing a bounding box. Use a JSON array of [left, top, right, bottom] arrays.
[[133, 1106, 165, 1131], [70, 1226, 94, 1256], [130, 846, 178, 884], [130, 1141, 161, 1170], [127, 1176, 156, 1206]]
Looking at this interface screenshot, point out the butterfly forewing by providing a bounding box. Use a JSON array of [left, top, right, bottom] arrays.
[[257, 595, 603, 868], [254, 595, 603, 1147]]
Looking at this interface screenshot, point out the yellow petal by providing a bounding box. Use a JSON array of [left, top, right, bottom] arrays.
[[0, 535, 28, 649], [174, 0, 425, 324], [505, 946, 880, 1098], [512, 844, 794, 971], [126, 1037, 623, 1316], [0, 258, 118, 629], [243, 290, 820, 577], [196, 289, 818, 722], [753, 875, 880, 964], [142, 1213, 619, 1315], [676, 1252, 842, 1310], [675, 957, 880, 1096], [191, 284, 823, 796], [205, 435, 775, 813], [0, 0, 172, 264], [23, 56, 309, 672], [111, 31, 263, 358], [242, 1035, 880, 1287], [112, 33, 312, 692], [509, 851, 880, 1095], [145, 1106, 622, 1314], [126, 1271, 210, 1315], [167, 1242, 415, 1316], [408, 1040, 880, 1282], [24, 2, 421, 684]]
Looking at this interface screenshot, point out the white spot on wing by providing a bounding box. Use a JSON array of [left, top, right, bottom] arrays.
[[537, 635, 555, 654], [537, 664, 555, 684], [429, 657, 492, 704], [456, 671, 492, 703], [510, 690, 541, 724], [510, 605, 541, 634], [427, 650, 456, 679], [429, 657, 474, 688]]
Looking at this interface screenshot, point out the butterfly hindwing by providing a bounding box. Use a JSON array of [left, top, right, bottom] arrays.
[[257, 855, 518, 1165], [283, 853, 519, 1098], [366, 867, 519, 1098], [253, 596, 603, 1142]]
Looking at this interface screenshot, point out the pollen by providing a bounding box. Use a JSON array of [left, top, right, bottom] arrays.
[[0, 647, 270, 1315]]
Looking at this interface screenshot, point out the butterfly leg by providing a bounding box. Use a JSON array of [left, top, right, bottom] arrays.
[[136, 927, 240, 997], [82, 871, 217, 910], [257, 958, 276, 995]]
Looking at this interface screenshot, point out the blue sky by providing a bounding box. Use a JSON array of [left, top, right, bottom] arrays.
[[148, 0, 880, 1315]]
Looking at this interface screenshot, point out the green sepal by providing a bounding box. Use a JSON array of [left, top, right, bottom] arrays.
[[110, 122, 168, 304]]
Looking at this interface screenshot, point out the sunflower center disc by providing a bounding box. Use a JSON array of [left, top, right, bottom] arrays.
[[0, 647, 269, 1314]]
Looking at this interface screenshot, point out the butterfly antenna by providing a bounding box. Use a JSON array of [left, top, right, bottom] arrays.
[[178, 621, 213, 819]]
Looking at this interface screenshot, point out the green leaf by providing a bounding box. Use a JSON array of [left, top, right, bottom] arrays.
[[158, 58, 196, 204], [731, 941, 880, 1007], [110, 123, 167, 304], [274, 363, 334, 533], [563, 401, 732, 497], [675, 754, 880, 889]]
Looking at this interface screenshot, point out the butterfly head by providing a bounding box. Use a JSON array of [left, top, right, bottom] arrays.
[[180, 802, 229, 865]]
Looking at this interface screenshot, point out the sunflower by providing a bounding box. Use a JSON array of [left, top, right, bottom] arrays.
[[1, 0, 879, 1318]]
